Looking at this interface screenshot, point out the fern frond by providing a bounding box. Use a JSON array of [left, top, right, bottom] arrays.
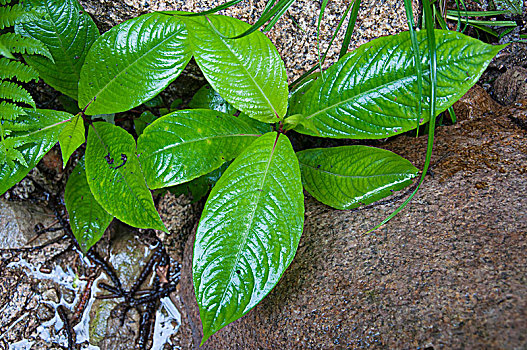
[[0, 33, 53, 61], [0, 57, 38, 82], [0, 80, 35, 108], [0, 137, 28, 168], [0, 4, 35, 30], [0, 0, 13, 5], [0, 40, 15, 59], [0, 101, 25, 120]]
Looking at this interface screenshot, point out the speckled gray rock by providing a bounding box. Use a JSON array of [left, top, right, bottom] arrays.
[[78, 0, 414, 81], [178, 86, 527, 349], [0, 199, 57, 249]]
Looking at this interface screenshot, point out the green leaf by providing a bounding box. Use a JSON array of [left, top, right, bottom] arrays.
[[65, 158, 113, 253], [16, 0, 100, 100], [283, 113, 318, 134], [0, 80, 35, 108], [0, 4, 38, 30], [189, 84, 237, 115], [194, 132, 304, 344], [0, 138, 27, 168], [78, 13, 191, 115], [168, 161, 231, 202], [182, 15, 288, 123], [137, 109, 261, 189], [85, 121, 166, 231], [0, 108, 72, 195], [189, 84, 273, 134], [0, 58, 39, 82], [58, 114, 85, 166], [290, 30, 505, 139], [0, 101, 25, 120], [133, 111, 158, 137], [297, 146, 418, 210], [0, 32, 53, 60]]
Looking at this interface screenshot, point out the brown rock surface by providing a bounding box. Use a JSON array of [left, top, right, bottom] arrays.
[[178, 86, 527, 349], [493, 66, 527, 105]]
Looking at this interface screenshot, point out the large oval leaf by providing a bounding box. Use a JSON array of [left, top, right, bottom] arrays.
[[137, 109, 261, 189], [78, 13, 191, 115], [290, 30, 505, 139], [85, 122, 166, 231], [16, 0, 99, 100], [182, 15, 288, 123], [194, 132, 304, 344], [65, 158, 112, 253], [0, 108, 72, 195], [297, 146, 418, 209]]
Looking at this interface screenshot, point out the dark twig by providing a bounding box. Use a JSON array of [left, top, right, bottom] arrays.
[[57, 305, 74, 350]]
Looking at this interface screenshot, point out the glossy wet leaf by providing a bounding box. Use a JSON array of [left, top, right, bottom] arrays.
[[133, 111, 158, 137], [290, 30, 505, 139], [85, 122, 166, 231], [189, 84, 272, 134], [169, 161, 231, 202], [182, 15, 288, 123], [79, 13, 191, 115], [194, 132, 304, 344], [0, 109, 71, 195], [16, 0, 99, 100], [297, 146, 418, 209], [65, 158, 112, 253], [137, 109, 261, 189], [58, 114, 85, 166]]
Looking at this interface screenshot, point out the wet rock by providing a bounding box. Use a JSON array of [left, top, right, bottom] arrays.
[[178, 85, 527, 349], [493, 66, 527, 105], [0, 199, 58, 249]]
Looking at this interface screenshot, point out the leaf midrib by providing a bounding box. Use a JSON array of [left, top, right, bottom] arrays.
[[300, 162, 414, 179], [211, 133, 279, 327], [141, 133, 261, 159], [304, 45, 494, 121], [204, 17, 280, 119]]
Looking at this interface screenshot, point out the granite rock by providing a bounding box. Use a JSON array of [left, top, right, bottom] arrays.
[[178, 86, 527, 349], [78, 0, 414, 81]]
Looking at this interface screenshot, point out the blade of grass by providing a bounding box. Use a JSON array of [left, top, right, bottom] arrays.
[[446, 9, 512, 16], [403, 0, 423, 135], [316, 0, 330, 80], [163, 0, 297, 39], [229, 0, 296, 39], [289, 64, 318, 91], [160, 0, 243, 16], [445, 15, 517, 27], [338, 0, 361, 59], [447, 106, 456, 124], [367, 0, 437, 233]]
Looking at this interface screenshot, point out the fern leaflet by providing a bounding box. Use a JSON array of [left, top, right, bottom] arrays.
[[0, 57, 38, 82], [0, 33, 53, 60], [0, 4, 37, 30], [0, 101, 25, 120], [0, 80, 35, 108]]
